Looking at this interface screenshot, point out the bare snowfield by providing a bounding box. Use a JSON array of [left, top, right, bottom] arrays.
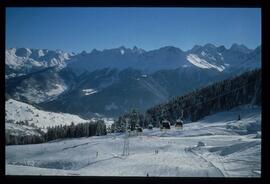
[[5, 106, 261, 177]]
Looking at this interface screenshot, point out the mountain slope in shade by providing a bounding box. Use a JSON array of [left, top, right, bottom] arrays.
[[39, 67, 233, 118], [5, 67, 77, 104]]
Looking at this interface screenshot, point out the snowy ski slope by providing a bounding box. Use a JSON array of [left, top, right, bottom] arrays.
[[6, 105, 261, 177]]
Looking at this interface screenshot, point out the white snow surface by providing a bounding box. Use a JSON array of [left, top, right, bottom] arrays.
[[187, 54, 225, 72], [82, 89, 98, 96], [45, 84, 67, 97], [6, 105, 261, 177], [5, 48, 71, 70], [5, 99, 89, 131], [201, 51, 207, 56], [5, 48, 72, 79]]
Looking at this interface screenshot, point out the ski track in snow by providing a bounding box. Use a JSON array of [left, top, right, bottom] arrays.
[[6, 106, 261, 177], [186, 146, 225, 177]]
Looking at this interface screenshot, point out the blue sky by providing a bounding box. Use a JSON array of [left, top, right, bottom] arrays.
[[6, 7, 261, 53]]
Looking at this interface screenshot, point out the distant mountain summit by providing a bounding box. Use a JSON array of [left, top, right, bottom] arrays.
[[229, 43, 252, 54]]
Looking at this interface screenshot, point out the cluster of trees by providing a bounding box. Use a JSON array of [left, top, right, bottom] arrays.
[[112, 69, 261, 131], [6, 120, 45, 145], [6, 133, 45, 145], [112, 109, 146, 133], [6, 120, 107, 145], [45, 120, 107, 141]]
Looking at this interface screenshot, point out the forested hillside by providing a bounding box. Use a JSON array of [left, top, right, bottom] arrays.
[[113, 69, 261, 131], [6, 120, 107, 145]]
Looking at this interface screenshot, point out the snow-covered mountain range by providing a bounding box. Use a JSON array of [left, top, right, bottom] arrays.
[[5, 48, 73, 79], [5, 44, 261, 117], [6, 44, 260, 77], [67, 44, 260, 74]]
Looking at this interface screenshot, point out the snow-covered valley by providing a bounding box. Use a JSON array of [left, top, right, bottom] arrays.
[[6, 105, 261, 177]]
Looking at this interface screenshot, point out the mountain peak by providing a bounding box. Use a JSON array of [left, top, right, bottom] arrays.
[[15, 48, 32, 57], [217, 45, 226, 52], [80, 50, 88, 55], [133, 46, 138, 50], [203, 43, 216, 49], [91, 49, 100, 54], [118, 46, 126, 50], [190, 45, 203, 52], [230, 43, 251, 53], [132, 46, 145, 54], [159, 46, 183, 53]]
